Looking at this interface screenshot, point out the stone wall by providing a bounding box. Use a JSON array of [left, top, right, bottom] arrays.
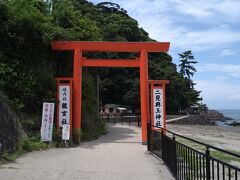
[[168, 110, 226, 125]]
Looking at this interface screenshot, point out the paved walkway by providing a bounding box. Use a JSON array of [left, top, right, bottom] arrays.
[[0, 124, 174, 180], [166, 115, 189, 123]]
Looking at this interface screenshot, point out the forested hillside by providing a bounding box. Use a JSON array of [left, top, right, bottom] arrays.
[[0, 0, 203, 151]]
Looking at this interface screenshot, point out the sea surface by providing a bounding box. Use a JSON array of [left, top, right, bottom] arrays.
[[216, 109, 240, 126]]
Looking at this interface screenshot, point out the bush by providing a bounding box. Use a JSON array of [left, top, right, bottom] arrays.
[[21, 136, 48, 152], [0, 133, 48, 162]]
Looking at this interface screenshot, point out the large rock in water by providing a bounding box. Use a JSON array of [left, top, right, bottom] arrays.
[[0, 92, 24, 153]]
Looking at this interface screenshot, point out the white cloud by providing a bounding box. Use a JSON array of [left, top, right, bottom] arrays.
[[173, 29, 240, 51], [90, 0, 240, 52], [120, 0, 240, 21], [228, 94, 240, 101], [90, 0, 240, 109], [214, 1, 240, 21], [170, 0, 240, 22], [198, 64, 240, 78], [195, 79, 240, 109], [171, 0, 215, 19], [221, 49, 237, 55]]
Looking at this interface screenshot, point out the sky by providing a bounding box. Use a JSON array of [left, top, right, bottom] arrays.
[[90, 0, 240, 109]]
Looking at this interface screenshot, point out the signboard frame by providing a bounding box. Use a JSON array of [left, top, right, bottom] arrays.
[[56, 79, 73, 137], [62, 124, 70, 141], [41, 102, 55, 142], [151, 84, 167, 131]]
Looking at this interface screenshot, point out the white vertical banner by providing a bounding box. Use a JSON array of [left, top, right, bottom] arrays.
[[59, 85, 70, 127], [62, 124, 70, 140], [41, 102, 54, 142], [153, 88, 164, 128]]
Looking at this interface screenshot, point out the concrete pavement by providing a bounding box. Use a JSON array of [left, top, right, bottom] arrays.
[[166, 116, 189, 123], [0, 124, 174, 180]]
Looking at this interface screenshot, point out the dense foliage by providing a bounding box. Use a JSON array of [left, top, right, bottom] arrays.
[[0, 0, 203, 140]]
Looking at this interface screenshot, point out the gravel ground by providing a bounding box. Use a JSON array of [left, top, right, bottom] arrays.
[[0, 124, 174, 180]]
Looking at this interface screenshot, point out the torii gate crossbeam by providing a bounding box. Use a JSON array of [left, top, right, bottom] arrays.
[[51, 41, 170, 144]]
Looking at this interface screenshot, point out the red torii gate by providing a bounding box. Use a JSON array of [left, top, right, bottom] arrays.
[[51, 41, 170, 144]]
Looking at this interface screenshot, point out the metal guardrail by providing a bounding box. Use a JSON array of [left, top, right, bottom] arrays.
[[100, 114, 141, 127], [147, 123, 240, 180]]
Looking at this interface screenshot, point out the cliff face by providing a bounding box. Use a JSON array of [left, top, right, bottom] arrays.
[[0, 92, 24, 153]]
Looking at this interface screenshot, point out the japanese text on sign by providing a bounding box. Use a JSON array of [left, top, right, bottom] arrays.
[[59, 85, 70, 127], [41, 103, 54, 142], [153, 88, 164, 128]]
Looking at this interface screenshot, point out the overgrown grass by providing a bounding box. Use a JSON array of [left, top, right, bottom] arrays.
[[176, 136, 206, 152], [0, 121, 108, 164], [176, 136, 240, 163], [211, 150, 240, 163], [0, 151, 22, 163], [0, 129, 61, 164]]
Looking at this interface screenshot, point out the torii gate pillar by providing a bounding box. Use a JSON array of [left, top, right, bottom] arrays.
[[73, 49, 83, 143], [72, 49, 150, 143], [52, 41, 170, 144], [140, 50, 149, 144]]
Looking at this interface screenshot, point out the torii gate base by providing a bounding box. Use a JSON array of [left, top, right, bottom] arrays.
[[52, 41, 170, 144]]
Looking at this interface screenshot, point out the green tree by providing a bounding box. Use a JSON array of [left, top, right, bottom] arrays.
[[0, 0, 103, 140], [0, 0, 207, 144], [179, 50, 197, 80], [178, 50, 202, 110], [198, 103, 208, 113], [97, 2, 127, 14]]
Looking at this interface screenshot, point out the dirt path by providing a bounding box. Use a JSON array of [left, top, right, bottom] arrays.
[[0, 124, 173, 180]]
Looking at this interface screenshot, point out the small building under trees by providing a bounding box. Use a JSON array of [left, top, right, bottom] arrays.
[[101, 104, 128, 115]]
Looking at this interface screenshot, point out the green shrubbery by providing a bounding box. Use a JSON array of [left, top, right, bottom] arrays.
[[21, 136, 48, 152], [0, 0, 107, 150], [0, 134, 49, 162]]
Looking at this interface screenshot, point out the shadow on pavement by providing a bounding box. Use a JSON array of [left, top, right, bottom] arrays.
[[80, 124, 142, 149]]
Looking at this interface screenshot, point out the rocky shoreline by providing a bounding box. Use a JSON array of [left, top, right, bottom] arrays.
[[168, 110, 240, 126], [225, 120, 240, 127]]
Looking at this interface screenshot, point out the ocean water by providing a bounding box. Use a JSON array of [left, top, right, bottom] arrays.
[[217, 109, 240, 121], [216, 109, 240, 126]]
